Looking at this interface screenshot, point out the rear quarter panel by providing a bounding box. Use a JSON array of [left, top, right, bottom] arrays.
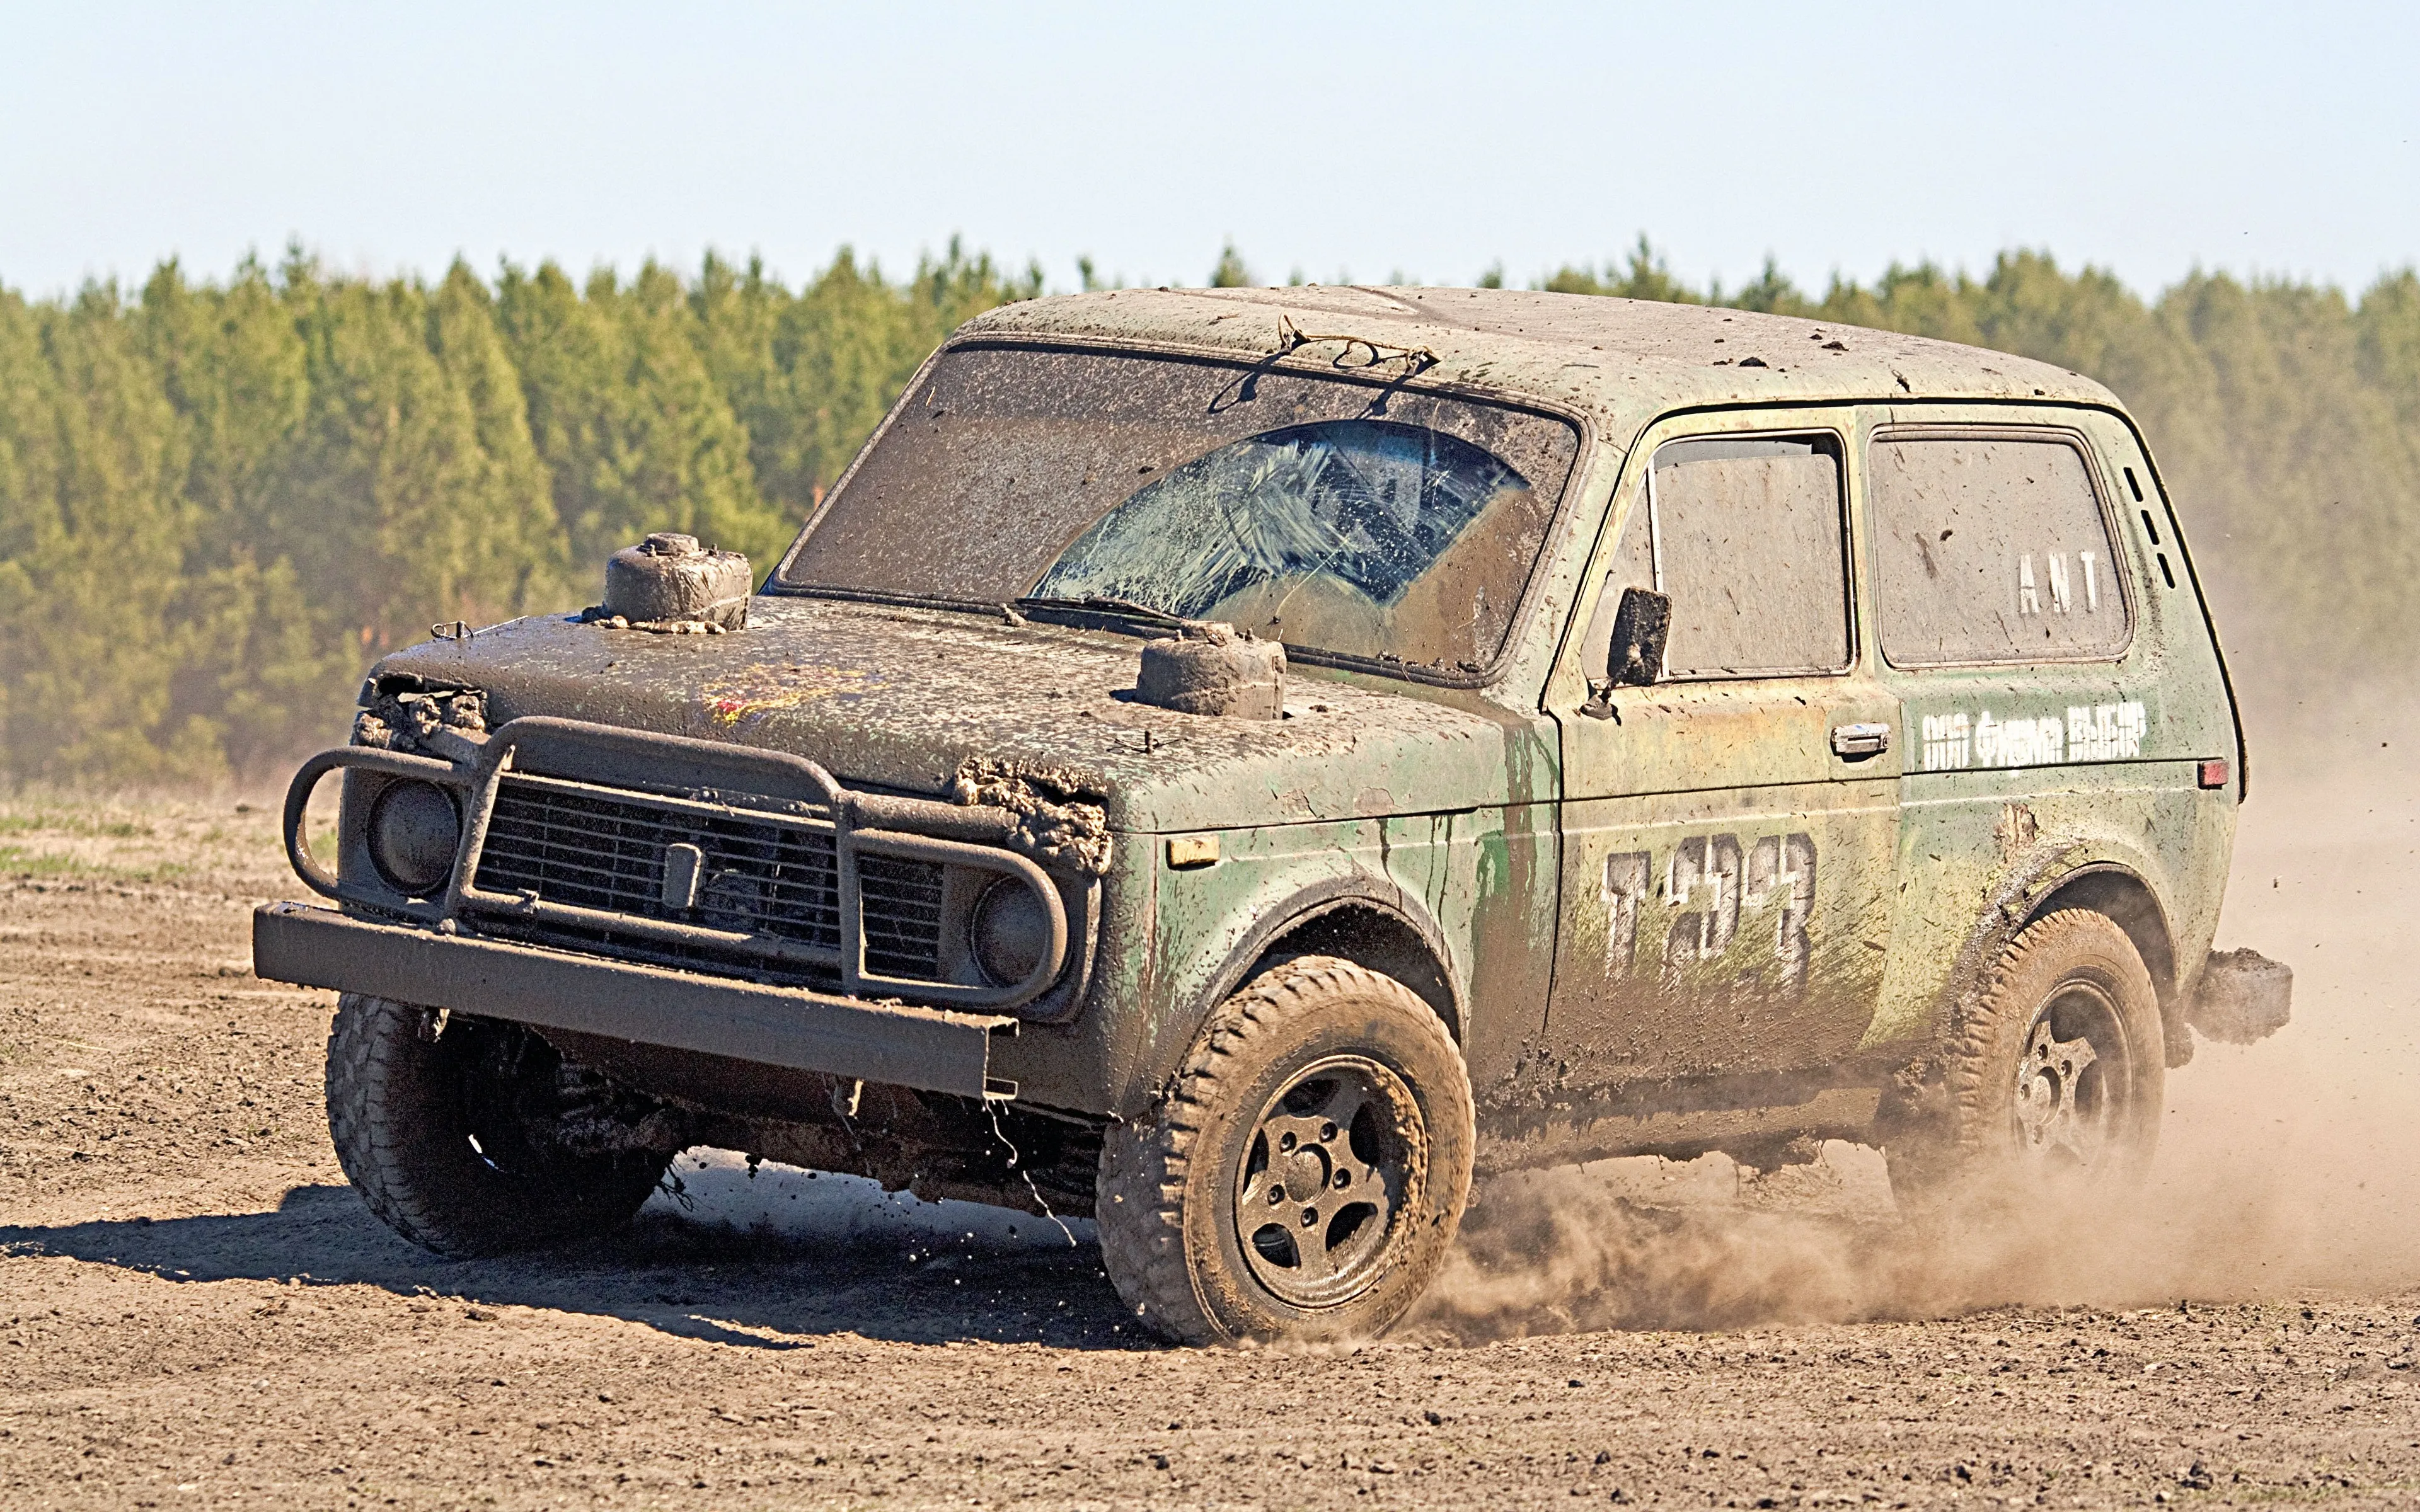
[[1860, 402, 2239, 1050]]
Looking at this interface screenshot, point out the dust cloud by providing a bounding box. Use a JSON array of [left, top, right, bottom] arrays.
[[1409, 685, 2420, 1343]]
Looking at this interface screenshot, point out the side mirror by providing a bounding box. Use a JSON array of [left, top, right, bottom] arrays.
[[1605, 587, 1671, 687]]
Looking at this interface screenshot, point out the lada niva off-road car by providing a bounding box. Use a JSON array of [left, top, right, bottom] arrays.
[[255, 287, 2290, 1344]]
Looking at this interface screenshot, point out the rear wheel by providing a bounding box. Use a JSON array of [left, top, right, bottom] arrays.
[[1887, 910, 2165, 1216], [1097, 956, 1473, 1345], [326, 994, 675, 1256]]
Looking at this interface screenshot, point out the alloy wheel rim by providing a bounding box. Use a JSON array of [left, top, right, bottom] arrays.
[[2011, 980, 2130, 1169], [1231, 1055, 1418, 1308]]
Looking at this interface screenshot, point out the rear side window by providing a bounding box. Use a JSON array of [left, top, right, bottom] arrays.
[[1589, 434, 1851, 680], [1869, 432, 2129, 665]]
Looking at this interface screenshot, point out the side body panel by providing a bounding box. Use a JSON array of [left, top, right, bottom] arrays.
[[1529, 406, 1903, 1158], [1860, 403, 2239, 1053]]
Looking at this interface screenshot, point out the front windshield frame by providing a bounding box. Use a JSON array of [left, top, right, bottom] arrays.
[[764, 336, 1594, 689]]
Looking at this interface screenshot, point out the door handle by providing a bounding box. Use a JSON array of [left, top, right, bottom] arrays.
[[1830, 721, 1891, 759]]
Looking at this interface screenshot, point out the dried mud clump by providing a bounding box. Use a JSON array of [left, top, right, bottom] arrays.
[[950, 757, 1114, 875], [352, 685, 487, 758], [1136, 620, 1286, 719], [583, 531, 751, 634]]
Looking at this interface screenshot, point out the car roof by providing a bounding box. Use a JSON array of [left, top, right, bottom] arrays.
[[958, 285, 2118, 444]]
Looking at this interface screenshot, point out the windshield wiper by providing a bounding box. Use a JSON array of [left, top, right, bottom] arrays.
[[1011, 594, 1192, 630]]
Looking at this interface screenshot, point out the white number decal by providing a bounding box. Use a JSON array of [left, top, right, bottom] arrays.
[[1601, 831, 1816, 994]]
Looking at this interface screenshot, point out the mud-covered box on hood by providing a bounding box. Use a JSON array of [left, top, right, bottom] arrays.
[[255, 285, 2289, 1345]]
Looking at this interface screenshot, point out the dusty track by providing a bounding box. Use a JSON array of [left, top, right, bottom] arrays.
[[3, 727, 2417, 1509]]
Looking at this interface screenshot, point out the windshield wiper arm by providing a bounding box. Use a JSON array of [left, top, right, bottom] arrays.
[[1011, 594, 1192, 629]]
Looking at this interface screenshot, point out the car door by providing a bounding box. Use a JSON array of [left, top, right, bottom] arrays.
[[1538, 408, 1900, 1108]]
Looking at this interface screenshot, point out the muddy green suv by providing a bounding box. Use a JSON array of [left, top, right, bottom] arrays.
[[255, 287, 2288, 1344]]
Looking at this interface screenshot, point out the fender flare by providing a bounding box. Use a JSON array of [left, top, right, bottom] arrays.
[[1134, 873, 1466, 1116], [1956, 845, 2179, 1006], [1877, 846, 2182, 1142], [1200, 872, 1465, 1034]]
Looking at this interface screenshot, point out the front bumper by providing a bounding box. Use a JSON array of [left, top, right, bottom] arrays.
[[253, 901, 1018, 1099]]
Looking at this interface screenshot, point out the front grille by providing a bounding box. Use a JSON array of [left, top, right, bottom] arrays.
[[470, 774, 946, 980], [860, 853, 945, 977]]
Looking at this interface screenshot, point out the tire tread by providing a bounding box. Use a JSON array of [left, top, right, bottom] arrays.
[[325, 994, 668, 1257], [1890, 909, 2164, 1207], [1097, 956, 1466, 1344]]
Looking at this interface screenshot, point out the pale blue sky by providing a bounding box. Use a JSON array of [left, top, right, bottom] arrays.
[[3, 2, 2414, 301]]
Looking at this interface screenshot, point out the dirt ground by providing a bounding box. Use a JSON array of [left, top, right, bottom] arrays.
[[3, 712, 2418, 1509]]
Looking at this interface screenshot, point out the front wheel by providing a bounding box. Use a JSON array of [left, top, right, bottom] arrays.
[[326, 994, 676, 1256], [1096, 956, 1474, 1346], [1886, 910, 2166, 1217]]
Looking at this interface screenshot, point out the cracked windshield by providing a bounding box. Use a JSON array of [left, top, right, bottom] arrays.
[[776, 343, 1581, 672]]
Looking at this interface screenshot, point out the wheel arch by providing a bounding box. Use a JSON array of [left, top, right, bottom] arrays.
[[1876, 852, 2190, 1156], [2024, 863, 2179, 1007], [1192, 875, 1465, 1046]]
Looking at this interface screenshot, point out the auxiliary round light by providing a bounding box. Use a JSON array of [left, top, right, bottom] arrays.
[[367, 779, 461, 896], [969, 877, 1052, 987]]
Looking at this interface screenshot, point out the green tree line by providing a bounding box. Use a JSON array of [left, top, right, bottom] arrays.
[[0, 242, 1035, 781], [0, 238, 2410, 782]]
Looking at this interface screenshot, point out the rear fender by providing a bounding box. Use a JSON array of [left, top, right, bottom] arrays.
[[1875, 840, 2185, 1142]]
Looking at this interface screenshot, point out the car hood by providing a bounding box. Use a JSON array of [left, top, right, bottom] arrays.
[[369, 595, 1555, 833]]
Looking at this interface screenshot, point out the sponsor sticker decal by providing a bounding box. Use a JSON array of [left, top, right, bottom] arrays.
[[1920, 701, 2146, 771]]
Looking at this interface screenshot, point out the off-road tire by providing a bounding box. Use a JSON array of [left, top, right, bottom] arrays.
[[1886, 910, 2165, 1217], [326, 994, 673, 1256], [1096, 956, 1474, 1346]]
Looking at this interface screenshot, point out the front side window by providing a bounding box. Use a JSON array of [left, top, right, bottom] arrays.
[[775, 344, 1582, 675], [1868, 432, 2129, 666], [1586, 433, 1852, 680]]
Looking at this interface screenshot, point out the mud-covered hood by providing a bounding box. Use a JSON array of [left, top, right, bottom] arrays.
[[372, 596, 1555, 833]]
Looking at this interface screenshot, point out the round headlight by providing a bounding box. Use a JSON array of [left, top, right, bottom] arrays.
[[367, 780, 461, 896], [969, 877, 1052, 987]]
